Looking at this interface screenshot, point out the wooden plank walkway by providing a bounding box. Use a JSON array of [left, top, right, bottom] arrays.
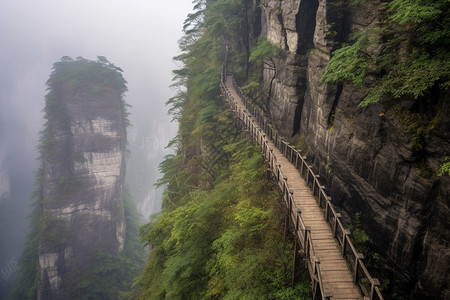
[[223, 75, 362, 300]]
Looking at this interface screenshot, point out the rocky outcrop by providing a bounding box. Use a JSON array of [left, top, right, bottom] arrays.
[[37, 58, 127, 299], [261, 0, 320, 136], [261, 0, 449, 298]]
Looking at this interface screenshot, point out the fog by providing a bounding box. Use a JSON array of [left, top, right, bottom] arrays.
[[0, 0, 192, 296]]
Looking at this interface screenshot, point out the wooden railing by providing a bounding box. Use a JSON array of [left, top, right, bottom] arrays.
[[220, 47, 383, 300]]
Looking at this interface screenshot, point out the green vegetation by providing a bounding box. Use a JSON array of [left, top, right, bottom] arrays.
[[7, 171, 43, 300], [347, 213, 407, 298], [322, 0, 450, 107], [136, 139, 310, 299], [71, 152, 86, 163], [243, 37, 281, 108], [40, 56, 130, 160], [135, 0, 310, 299], [9, 57, 142, 299], [322, 32, 370, 88], [438, 157, 450, 177], [61, 192, 146, 300], [39, 213, 72, 248], [51, 56, 127, 96], [10, 185, 145, 299]]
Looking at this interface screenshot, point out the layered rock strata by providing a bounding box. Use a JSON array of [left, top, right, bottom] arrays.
[[37, 59, 127, 299], [260, 0, 449, 298]]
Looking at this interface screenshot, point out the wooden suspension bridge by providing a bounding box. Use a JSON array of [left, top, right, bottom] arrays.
[[220, 49, 384, 300]]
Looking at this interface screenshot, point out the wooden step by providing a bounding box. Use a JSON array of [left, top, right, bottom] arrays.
[[225, 79, 362, 299]]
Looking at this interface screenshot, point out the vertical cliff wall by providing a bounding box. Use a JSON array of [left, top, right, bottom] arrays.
[[260, 0, 449, 298], [34, 57, 128, 299]]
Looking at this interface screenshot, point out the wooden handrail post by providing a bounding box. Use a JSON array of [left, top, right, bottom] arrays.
[[342, 229, 350, 256], [304, 226, 311, 256], [371, 278, 380, 300], [264, 141, 268, 159], [314, 257, 320, 277], [296, 209, 301, 233], [324, 291, 333, 300], [313, 174, 320, 196], [270, 149, 273, 170], [354, 253, 365, 283], [300, 157, 305, 177], [319, 186, 326, 206], [289, 191, 293, 216], [306, 167, 311, 186], [312, 276, 318, 300], [325, 197, 332, 221], [333, 213, 341, 237]]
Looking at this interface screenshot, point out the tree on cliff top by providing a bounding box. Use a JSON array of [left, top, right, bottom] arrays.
[[9, 56, 142, 300], [134, 1, 311, 299]]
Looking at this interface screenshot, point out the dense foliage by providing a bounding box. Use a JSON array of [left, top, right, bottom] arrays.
[[40, 56, 130, 161], [321, 32, 370, 89], [322, 0, 450, 107], [62, 191, 145, 299], [243, 37, 281, 111], [10, 186, 145, 300], [135, 0, 311, 299], [137, 139, 310, 299]]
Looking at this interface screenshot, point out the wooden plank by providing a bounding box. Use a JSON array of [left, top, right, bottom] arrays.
[[311, 235, 335, 240], [321, 264, 350, 272], [292, 194, 315, 198], [300, 211, 326, 216], [300, 220, 329, 226], [321, 271, 353, 282], [225, 78, 363, 299], [290, 188, 311, 192], [311, 230, 333, 235], [314, 239, 338, 245], [295, 199, 318, 204], [324, 284, 361, 294]]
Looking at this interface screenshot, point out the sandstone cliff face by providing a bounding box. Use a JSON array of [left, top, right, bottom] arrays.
[[261, 0, 449, 298], [37, 59, 127, 299]]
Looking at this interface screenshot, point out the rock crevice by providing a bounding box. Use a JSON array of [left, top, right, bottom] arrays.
[[36, 59, 128, 299], [261, 0, 450, 298]]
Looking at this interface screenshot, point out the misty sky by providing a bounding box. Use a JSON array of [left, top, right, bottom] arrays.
[[1, 0, 192, 147], [0, 0, 193, 212], [0, 0, 192, 295]]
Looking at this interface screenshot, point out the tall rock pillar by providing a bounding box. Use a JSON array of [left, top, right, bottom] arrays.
[[37, 57, 128, 299]]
